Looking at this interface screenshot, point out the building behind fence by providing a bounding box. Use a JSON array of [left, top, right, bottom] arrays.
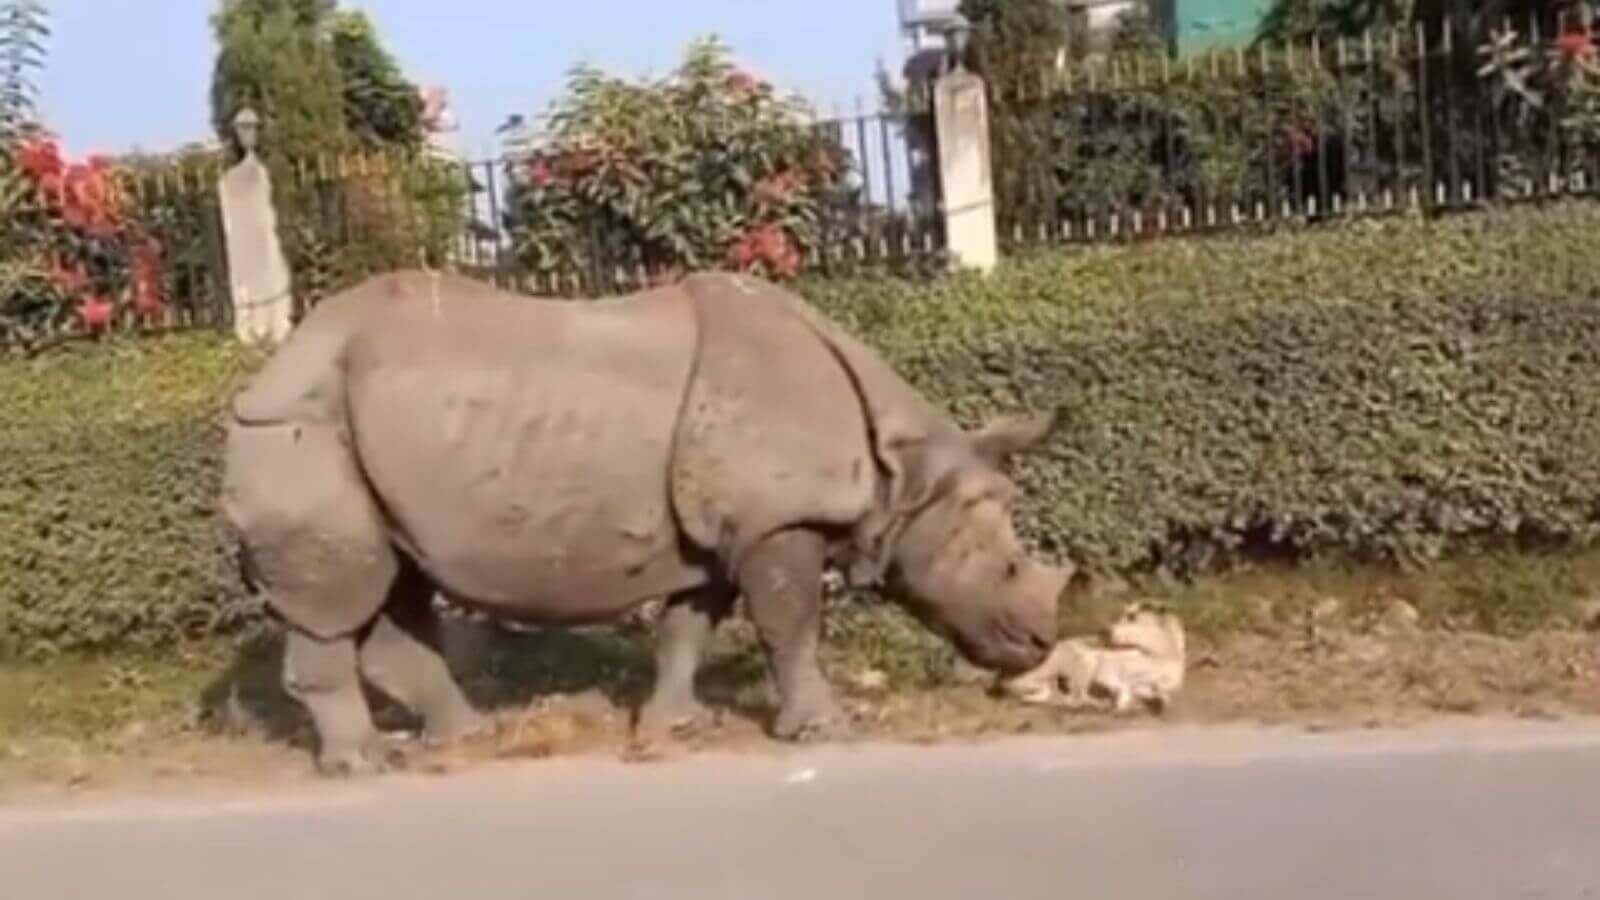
[[3, 12, 1597, 350]]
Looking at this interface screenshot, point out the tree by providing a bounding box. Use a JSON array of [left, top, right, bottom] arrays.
[[209, 0, 348, 163], [2, 0, 48, 216], [958, 0, 1069, 99], [0, 0, 48, 144], [210, 0, 433, 161], [331, 10, 424, 151], [1256, 0, 1553, 44]]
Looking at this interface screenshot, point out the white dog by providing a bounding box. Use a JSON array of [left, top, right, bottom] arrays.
[[1002, 601, 1186, 714]]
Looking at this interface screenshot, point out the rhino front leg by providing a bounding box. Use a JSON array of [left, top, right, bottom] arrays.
[[637, 586, 736, 742], [739, 529, 847, 742], [358, 566, 487, 747], [283, 628, 399, 777]]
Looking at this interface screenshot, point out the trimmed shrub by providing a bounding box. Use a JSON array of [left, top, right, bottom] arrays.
[[4, 202, 1600, 657], [0, 334, 261, 658], [806, 202, 1600, 573]]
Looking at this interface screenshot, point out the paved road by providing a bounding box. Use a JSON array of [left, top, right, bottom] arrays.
[[4, 719, 1600, 900]]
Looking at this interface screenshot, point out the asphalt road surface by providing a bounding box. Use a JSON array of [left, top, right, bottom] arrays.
[[4, 719, 1600, 900]]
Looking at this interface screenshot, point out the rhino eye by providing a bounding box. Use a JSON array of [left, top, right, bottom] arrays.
[[1004, 560, 1019, 580]]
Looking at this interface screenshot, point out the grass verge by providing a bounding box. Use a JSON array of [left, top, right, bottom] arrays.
[[4, 550, 1597, 794]]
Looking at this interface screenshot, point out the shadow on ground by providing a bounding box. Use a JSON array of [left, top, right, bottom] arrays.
[[194, 621, 774, 752]]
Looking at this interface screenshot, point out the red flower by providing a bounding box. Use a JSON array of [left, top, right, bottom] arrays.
[[753, 170, 805, 208], [1283, 125, 1315, 160], [527, 157, 554, 188], [78, 295, 114, 331], [725, 69, 761, 95], [132, 285, 164, 319], [554, 148, 603, 179], [1555, 29, 1595, 61], [16, 138, 64, 182], [36, 171, 64, 202], [131, 238, 165, 318], [58, 162, 121, 236], [726, 222, 802, 279], [49, 258, 89, 294]]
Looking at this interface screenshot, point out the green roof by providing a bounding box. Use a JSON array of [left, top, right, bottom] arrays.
[[1171, 0, 1272, 54]]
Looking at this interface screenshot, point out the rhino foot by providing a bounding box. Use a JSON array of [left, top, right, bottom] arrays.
[[772, 703, 852, 744], [630, 700, 724, 761], [421, 709, 492, 749], [315, 732, 413, 778], [636, 698, 722, 741]]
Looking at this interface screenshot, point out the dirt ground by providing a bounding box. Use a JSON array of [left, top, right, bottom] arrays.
[[4, 609, 1597, 803], [7, 551, 1600, 799]]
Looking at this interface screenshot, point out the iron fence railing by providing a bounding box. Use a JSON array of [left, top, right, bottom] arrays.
[[989, 14, 1600, 247], [16, 17, 1593, 353]]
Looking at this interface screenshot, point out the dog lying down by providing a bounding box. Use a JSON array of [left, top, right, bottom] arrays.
[[1001, 601, 1187, 714]]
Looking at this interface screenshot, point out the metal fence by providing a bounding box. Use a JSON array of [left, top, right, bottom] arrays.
[[16, 18, 1594, 351], [988, 13, 1600, 247]]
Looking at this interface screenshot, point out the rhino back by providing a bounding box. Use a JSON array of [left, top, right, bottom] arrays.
[[341, 280, 706, 619]]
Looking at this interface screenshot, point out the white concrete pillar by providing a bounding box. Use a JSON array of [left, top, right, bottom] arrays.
[[217, 108, 295, 345], [933, 67, 998, 274]]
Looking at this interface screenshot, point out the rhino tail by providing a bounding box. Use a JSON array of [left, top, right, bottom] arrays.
[[224, 276, 405, 639]]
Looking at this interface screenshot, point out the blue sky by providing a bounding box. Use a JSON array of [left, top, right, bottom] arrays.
[[40, 0, 909, 161]]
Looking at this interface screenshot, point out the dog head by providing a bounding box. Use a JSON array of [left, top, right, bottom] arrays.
[[1103, 601, 1186, 661]]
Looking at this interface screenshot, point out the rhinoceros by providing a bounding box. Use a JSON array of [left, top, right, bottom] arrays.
[[222, 269, 1067, 774]]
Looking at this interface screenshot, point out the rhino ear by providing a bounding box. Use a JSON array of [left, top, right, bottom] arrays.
[[971, 407, 1062, 466]]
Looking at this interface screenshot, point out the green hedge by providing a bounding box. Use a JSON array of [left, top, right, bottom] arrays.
[[0, 336, 262, 658], [4, 203, 1600, 656], [806, 203, 1600, 573]]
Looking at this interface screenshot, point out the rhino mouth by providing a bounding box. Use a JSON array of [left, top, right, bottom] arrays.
[[903, 600, 1049, 675], [993, 620, 1054, 673]]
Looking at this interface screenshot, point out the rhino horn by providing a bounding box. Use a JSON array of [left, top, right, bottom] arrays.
[[971, 407, 1063, 466]]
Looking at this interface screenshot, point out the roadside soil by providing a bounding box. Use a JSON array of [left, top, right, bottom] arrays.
[[4, 609, 1597, 803]]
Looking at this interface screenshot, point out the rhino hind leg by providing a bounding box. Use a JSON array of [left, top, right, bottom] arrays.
[[227, 420, 478, 770], [738, 529, 849, 742], [635, 586, 736, 743], [357, 564, 487, 746], [282, 628, 402, 776]]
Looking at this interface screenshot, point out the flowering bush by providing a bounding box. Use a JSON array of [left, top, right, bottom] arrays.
[[504, 37, 848, 288], [0, 135, 176, 347]]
